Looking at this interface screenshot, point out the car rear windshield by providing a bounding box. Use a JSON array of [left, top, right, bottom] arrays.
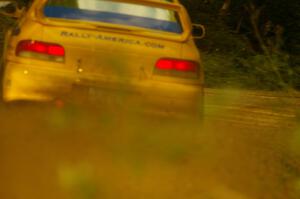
[[43, 0, 183, 34]]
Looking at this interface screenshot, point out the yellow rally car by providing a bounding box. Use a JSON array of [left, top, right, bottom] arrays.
[[0, 0, 205, 117]]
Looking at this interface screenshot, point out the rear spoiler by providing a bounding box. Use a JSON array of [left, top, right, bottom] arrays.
[[31, 0, 193, 42]]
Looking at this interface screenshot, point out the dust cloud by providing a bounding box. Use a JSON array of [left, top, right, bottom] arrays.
[[0, 89, 300, 199]]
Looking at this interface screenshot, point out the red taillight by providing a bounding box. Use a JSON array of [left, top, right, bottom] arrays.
[[47, 45, 65, 56], [16, 40, 65, 61], [156, 58, 198, 72]]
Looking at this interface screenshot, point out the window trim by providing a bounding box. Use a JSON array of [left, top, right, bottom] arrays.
[[43, 2, 184, 34], [32, 0, 192, 42]]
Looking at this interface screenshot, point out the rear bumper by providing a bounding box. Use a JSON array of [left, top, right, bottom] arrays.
[[2, 62, 204, 117], [2, 62, 74, 101]]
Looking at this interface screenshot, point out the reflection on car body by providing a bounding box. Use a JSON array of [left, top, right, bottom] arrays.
[[1, 0, 204, 118]]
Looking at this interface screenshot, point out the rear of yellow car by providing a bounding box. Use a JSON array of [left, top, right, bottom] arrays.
[[2, 0, 204, 118]]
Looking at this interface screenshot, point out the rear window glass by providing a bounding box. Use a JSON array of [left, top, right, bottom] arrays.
[[44, 0, 183, 34]]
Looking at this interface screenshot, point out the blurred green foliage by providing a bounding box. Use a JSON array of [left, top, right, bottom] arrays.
[[181, 0, 300, 90], [46, 0, 78, 7], [58, 163, 97, 199]]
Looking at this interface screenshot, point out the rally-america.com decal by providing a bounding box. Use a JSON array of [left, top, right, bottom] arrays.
[[61, 31, 165, 49]]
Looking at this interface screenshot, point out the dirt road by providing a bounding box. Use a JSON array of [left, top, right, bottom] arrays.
[[0, 89, 299, 199]]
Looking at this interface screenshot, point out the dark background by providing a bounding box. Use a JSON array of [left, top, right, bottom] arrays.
[[180, 0, 300, 90]]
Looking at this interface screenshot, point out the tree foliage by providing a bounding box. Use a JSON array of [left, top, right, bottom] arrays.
[[181, 0, 300, 90]]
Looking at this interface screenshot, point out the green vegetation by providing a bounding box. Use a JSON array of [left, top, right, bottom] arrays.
[[182, 0, 300, 90], [46, 0, 78, 8], [0, 15, 15, 65]]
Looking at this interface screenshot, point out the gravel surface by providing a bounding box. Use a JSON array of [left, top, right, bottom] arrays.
[[0, 89, 299, 199]]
